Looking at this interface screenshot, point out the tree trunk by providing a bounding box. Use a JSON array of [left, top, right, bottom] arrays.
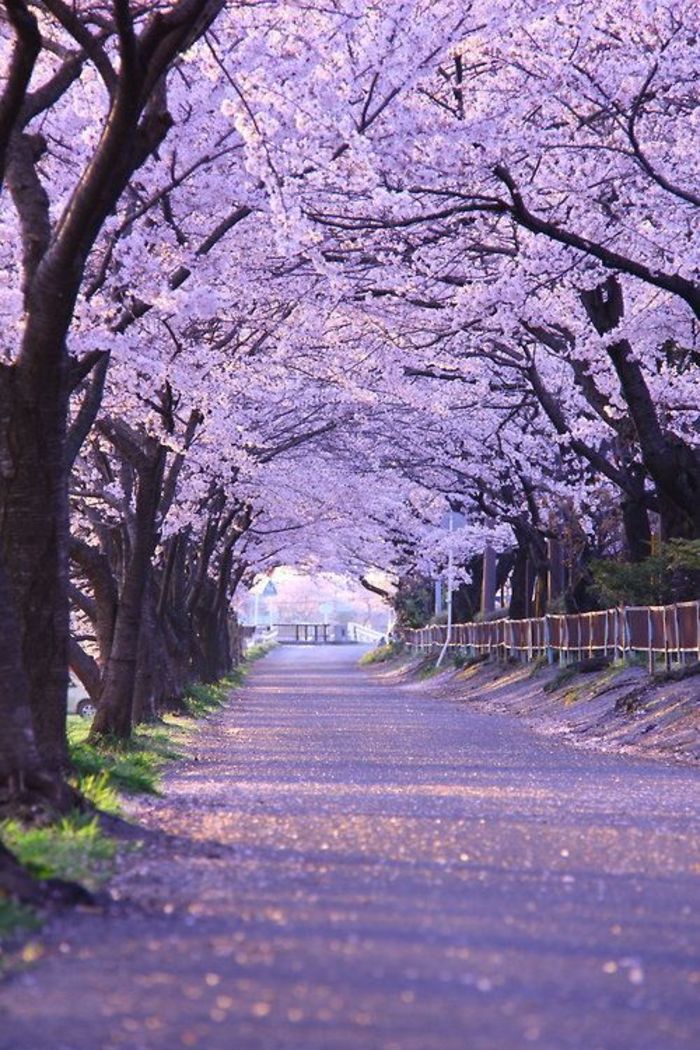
[[452, 554, 482, 622], [0, 561, 73, 813], [132, 581, 160, 724], [90, 449, 165, 741], [621, 492, 653, 563], [582, 278, 700, 545], [508, 546, 531, 620], [0, 355, 71, 780]]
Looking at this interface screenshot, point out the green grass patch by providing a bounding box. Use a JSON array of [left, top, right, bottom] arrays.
[[68, 665, 260, 800], [67, 659, 268, 806], [244, 642, 276, 662], [359, 641, 403, 665], [1, 813, 117, 891], [68, 719, 184, 801], [0, 900, 39, 944], [182, 678, 233, 718]]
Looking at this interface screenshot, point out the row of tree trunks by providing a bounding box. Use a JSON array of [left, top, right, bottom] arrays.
[[0, 1, 230, 805], [69, 446, 249, 740]]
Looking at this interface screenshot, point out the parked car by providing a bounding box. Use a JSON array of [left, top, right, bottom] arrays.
[[67, 674, 96, 719]]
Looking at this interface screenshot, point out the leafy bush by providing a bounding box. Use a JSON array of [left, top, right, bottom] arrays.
[[590, 554, 671, 606], [590, 540, 700, 607], [359, 641, 403, 665]]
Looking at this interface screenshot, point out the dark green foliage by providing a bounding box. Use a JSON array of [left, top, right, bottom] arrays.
[[591, 540, 700, 607], [591, 554, 671, 606], [666, 539, 700, 571], [394, 574, 434, 628]]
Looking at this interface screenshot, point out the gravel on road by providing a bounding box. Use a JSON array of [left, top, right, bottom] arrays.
[[1, 644, 699, 1050]]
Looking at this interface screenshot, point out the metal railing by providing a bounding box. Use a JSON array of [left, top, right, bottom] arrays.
[[274, 623, 332, 644], [399, 600, 700, 673], [243, 624, 279, 649], [346, 622, 386, 644]]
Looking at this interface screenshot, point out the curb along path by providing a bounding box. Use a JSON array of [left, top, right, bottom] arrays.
[[1, 645, 699, 1050]]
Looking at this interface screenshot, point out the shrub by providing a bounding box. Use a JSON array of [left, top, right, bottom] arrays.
[[591, 540, 700, 607], [359, 641, 403, 665]]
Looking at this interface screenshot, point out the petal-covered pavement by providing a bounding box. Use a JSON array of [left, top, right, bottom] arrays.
[[2, 645, 699, 1050]]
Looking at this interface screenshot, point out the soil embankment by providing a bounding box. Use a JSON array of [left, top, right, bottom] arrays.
[[382, 653, 700, 765]]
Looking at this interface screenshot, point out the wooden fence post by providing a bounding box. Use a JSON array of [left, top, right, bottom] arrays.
[[544, 615, 554, 665]]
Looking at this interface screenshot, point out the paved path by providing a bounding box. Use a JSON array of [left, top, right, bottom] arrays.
[[2, 645, 700, 1050]]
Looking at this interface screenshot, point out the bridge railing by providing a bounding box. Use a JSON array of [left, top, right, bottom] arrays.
[[398, 600, 700, 673], [346, 622, 386, 645], [242, 624, 279, 649], [274, 623, 332, 644]]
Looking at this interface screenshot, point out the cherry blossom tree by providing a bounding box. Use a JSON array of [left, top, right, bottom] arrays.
[[2, 0, 698, 821], [0, 0, 227, 807]]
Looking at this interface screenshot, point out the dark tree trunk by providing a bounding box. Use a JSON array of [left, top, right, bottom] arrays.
[[68, 637, 101, 701], [157, 613, 192, 711], [70, 536, 118, 666], [508, 546, 531, 620], [582, 278, 700, 545], [0, 351, 71, 777], [0, 561, 73, 812], [131, 582, 159, 725], [452, 554, 482, 622], [90, 447, 165, 741], [621, 493, 653, 563]]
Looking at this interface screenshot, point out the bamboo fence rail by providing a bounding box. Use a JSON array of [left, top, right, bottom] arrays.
[[399, 600, 700, 673]]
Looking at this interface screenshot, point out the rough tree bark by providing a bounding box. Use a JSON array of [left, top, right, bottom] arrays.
[[89, 434, 166, 741], [0, 1, 226, 796], [581, 277, 700, 547]]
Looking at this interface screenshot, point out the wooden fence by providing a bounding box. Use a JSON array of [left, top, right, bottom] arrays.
[[399, 600, 700, 673]]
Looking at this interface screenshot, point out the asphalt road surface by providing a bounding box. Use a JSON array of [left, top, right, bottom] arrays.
[[2, 645, 699, 1050]]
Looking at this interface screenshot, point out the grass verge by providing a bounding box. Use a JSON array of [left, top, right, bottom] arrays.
[[68, 660, 264, 802], [1, 653, 266, 952], [2, 814, 117, 891], [68, 721, 184, 805]]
